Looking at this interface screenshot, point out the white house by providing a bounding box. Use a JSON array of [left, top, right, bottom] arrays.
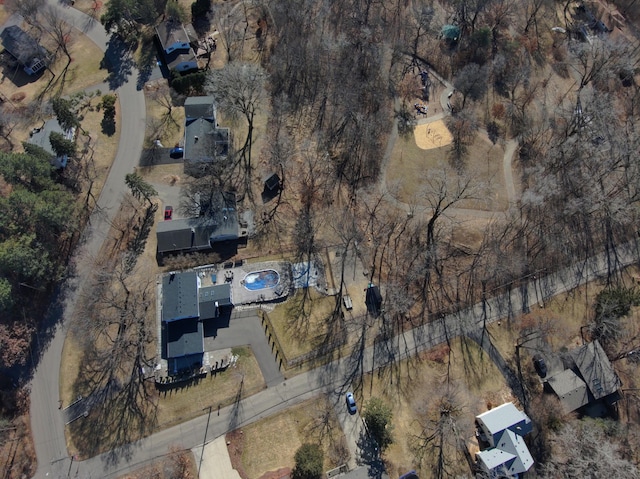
[[475, 402, 534, 478]]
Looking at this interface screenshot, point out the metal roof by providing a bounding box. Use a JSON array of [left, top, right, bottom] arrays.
[[476, 402, 531, 437]]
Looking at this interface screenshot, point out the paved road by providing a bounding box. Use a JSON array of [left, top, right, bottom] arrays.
[[29, 3, 146, 479], [55, 238, 639, 479]]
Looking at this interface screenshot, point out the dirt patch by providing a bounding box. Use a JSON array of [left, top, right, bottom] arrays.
[[257, 467, 291, 479], [414, 120, 453, 150]]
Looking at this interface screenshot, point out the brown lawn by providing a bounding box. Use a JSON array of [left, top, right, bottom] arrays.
[[386, 131, 508, 212], [361, 339, 512, 479], [228, 396, 348, 479]]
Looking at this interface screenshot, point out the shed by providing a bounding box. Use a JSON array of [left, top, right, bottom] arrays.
[[264, 173, 281, 192], [365, 285, 382, 317]]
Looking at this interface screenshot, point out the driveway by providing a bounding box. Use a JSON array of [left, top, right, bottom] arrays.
[[204, 310, 284, 388], [29, 3, 146, 479], [333, 392, 366, 470]]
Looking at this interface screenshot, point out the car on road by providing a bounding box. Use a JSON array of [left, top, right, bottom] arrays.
[[533, 354, 547, 378], [164, 206, 173, 220], [169, 146, 184, 158], [346, 392, 357, 414]]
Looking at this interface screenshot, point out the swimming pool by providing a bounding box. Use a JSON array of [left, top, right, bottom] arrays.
[[244, 270, 280, 290]]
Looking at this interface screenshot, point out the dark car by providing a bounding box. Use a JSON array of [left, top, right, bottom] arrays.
[[164, 206, 173, 220], [399, 471, 419, 479], [345, 392, 357, 415], [533, 355, 547, 378], [169, 147, 184, 158]]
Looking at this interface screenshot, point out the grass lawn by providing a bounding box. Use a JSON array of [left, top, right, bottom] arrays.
[[359, 338, 512, 479], [156, 346, 266, 430], [228, 396, 348, 479], [386, 132, 508, 212], [144, 83, 186, 149], [118, 448, 197, 479], [268, 289, 337, 360]]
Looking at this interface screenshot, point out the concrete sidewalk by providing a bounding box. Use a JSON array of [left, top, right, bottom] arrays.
[[192, 436, 242, 479]]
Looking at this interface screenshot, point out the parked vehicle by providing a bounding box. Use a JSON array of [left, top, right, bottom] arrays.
[[345, 392, 357, 414], [533, 355, 547, 378], [164, 206, 173, 220]]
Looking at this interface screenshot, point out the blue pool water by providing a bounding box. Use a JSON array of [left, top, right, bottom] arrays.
[[244, 270, 280, 290]]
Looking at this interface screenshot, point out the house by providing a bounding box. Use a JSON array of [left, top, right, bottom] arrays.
[[156, 193, 239, 255], [183, 96, 230, 163], [0, 25, 50, 75], [546, 340, 622, 414], [26, 119, 75, 168], [155, 20, 198, 73], [161, 271, 233, 373], [475, 402, 534, 478]]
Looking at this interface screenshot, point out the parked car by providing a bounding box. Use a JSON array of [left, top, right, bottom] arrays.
[[399, 471, 419, 479], [345, 392, 357, 415], [169, 146, 184, 158], [533, 355, 547, 378], [164, 206, 173, 220]]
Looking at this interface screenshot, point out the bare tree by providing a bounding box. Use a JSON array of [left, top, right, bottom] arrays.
[[206, 62, 266, 200]]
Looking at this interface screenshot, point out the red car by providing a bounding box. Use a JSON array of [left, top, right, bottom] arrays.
[[164, 206, 173, 220]]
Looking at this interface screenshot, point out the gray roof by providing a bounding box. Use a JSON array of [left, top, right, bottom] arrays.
[[162, 271, 199, 321], [184, 96, 215, 120], [547, 369, 590, 412], [156, 213, 239, 254], [198, 284, 232, 319], [155, 21, 197, 71], [183, 97, 229, 162], [0, 25, 49, 69], [166, 317, 203, 358], [157, 195, 239, 255], [571, 340, 622, 400], [476, 402, 531, 438]]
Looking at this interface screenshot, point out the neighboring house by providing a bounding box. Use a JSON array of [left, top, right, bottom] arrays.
[[475, 402, 534, 478], [161, 271, 233, 373], [26, 119, 75, 168], [183, 96, 230, 163], [0, 25, 50, 75], [156, 192, 239, 256], [155, 20, 198, 73], [546, 340, 622, 414]]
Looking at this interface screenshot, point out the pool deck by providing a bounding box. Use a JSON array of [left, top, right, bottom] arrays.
[[196, 261, 292, 306]]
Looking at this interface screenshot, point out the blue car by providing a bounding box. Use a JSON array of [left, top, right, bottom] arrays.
[[169, 147, 184, 158], [346, 392, 357, 415]]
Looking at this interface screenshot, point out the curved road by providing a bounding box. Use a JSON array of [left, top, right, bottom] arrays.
[[29, 3, 146, 478]]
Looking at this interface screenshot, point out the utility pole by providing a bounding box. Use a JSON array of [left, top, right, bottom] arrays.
[[198, 405, 213, 477]]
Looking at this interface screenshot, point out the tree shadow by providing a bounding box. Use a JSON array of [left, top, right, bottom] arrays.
[[356, 428, 386, 478], [100, 36, 136, 90]]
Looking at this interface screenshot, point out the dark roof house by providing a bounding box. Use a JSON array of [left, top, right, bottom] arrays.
[[156, 193, 239, 255], [0, 25, 50, 75], [161, 271, 234, 370], [183, 96, 230, 163], [546, 340, 622, 414], [155, 21, 198, 73], [26, 119, 75, 168]]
